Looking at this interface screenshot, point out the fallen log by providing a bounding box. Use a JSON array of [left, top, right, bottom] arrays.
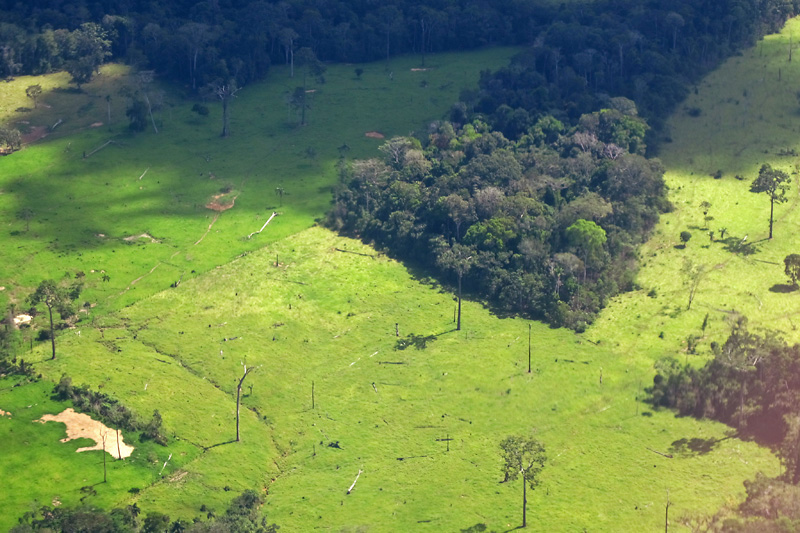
[[347, 469, 363, 494], [247, 212, 278, 239]]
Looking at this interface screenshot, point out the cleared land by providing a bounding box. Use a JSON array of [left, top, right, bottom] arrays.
[[5, 17, 800, 530]]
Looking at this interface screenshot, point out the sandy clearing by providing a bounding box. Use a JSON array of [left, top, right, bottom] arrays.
[[35, 408, 135, 459], [90, 122, 104, 127], [365, 131, 385, 139], [205, 193, 238, 212]]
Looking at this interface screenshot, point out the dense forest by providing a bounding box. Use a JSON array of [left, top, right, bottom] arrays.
[[329, 102, 666, 329]]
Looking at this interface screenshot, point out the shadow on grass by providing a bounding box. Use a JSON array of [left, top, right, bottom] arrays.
[[770, 283, 798, 293], [720, 236, 759, 255], [204, 439, 237, 450], [669, 436, 731, 457]]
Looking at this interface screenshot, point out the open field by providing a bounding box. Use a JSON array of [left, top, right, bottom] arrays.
[[0, 47, 517, 315], [5, 17, 800, 530], [16, 227, 777, 531], [588, 17, 800, 359]]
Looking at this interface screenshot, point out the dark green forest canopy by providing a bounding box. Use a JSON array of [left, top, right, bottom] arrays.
[[0, 0, 794, 130], [329, 103, 668, 330]]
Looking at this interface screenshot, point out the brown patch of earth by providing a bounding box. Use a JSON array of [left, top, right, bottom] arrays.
[[90, 122, 104, 127], [365, 131, 385, 139], [206, 193, 238, 212], [35, 408, 135, 459], [410, 68, 431, 71], [22, 126, 49, 144], [0, 408, 10, 417]]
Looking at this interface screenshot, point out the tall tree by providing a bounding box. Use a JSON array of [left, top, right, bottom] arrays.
[[750, 164, 791, 239], [29, 280, 79, 360], [212, 80, 240, 137], [565, 219, 606, 282], [236, 363, 256, 442], [436, 243, 474, 331], [500, 435, 547, 528], [25, 84, 42, 108]]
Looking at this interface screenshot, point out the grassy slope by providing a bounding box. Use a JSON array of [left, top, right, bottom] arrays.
[[5, 17, 800, 529], [589, 18, 800, 358], [29, 227, 777, 531], [0, 48, 515, 314]]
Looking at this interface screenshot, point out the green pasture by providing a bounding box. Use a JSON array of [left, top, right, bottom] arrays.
[[0, 376, 196, 532], [589, 17, 800, 359], [0, 47, 516, 314], [17, 227, 777, 531], [7, 16, 800, 530]]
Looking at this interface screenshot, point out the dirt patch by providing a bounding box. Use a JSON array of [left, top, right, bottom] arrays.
[[13, 314, 31, 326], [22, 126, 48, 145], [169, 470, 189, 483], [410, 68, 431, 72], [123, 233, 160, 243], [365, 131, 385, 139], [0, 409, 10, 417], [35, 408, 134, 459], [0, 286, 5, 291], [205, 193, 238, 212], [90, 122, 104, 128]]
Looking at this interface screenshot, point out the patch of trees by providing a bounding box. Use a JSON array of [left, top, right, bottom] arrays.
[[11, 489, 278, 532], [329, 105, 668, 330], [650, 317, 800, 484], [53, 374, 168, 446]]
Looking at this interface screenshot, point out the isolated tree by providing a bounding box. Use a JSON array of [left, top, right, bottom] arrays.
[[680, 230, 692, 247], [750, 164, 791, 239], [500, 435, 547, 528], [785, 254, 800, 287], [212, 80, 240, 137], [292, 47, 325, 126], [25, 84, 42, 108], [236, 363, 256, 442], [566, 219, 606, 282], [436, 243, 474, 331], [29, 280, 79, 360], [0, 126, 22, 152], [16, 207, 33, 232]]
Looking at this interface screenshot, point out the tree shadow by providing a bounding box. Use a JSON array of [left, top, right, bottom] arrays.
[[669, 436, 730, 457], [769, 283, 798, 293], [720, 236, 759, 255], [204, 439, 237, 450]]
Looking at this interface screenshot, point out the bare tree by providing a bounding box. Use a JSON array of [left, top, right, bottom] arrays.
[[236, 363, 256, 442]]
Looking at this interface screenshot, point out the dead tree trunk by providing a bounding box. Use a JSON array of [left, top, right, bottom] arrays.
[[236, 364, 255, 442]]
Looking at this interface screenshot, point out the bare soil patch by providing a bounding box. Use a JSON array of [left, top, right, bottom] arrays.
[[35, 408, 135, 459], [90, 122, 104, 128], [0, 409, 10, 417], [410, 68, 431, 72], [22, 126, 48, 144], [124, 233, 160, 243], [365, 131, 385, 139], [205, 193, 238, 212]]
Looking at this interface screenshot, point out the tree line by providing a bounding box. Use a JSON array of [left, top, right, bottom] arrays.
[[11, 489, 278, 533], [329, 99, 668, 330], [0, 0, 794, 105]]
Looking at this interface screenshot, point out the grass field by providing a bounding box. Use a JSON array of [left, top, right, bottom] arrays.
[[0, 47, 517, 314], [4, 19, 800, 530]]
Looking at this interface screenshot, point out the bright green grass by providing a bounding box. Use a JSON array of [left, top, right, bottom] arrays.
[[588, 17, 800, 360], [0, 48, 517, 314], [0, 376, 197, 532], [20, 227, 777, 531]]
